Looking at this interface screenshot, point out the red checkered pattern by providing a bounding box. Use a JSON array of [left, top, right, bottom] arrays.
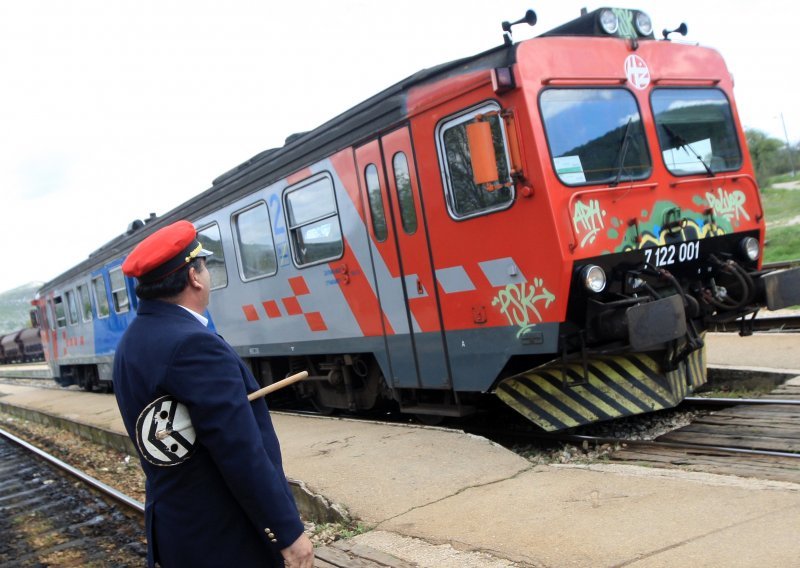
[[241, 276, 327, 332]]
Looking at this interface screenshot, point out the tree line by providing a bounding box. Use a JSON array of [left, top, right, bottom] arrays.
[[746, 129, 798, 187]]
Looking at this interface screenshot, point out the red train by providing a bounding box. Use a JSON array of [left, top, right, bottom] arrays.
[[32, 8, 799, 429]]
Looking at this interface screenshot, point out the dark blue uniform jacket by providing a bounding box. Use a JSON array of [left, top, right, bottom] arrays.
[[113, 299, 304, 567]]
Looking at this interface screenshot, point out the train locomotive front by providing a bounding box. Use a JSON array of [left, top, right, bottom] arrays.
[[481, 8, 800, 430]]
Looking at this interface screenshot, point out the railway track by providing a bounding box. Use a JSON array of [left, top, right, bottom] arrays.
[[468, 389, 800, 484], [0, 424, 412, 567], [610, 384, 800, 482], [0, 427, 146, 566]]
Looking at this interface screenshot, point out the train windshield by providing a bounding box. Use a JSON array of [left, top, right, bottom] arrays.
[[651, 88, 742, 176], [540, 88, 651, 186]]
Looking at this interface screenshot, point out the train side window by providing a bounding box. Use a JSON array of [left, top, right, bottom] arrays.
[[436, 102, 514, 219], [53, 296, 67, 328], [76, 283, 93, 322], [92, 275, 110, 318], [284, 173, 343, 267], [233, 202, 277, 281], [108, 268, 130, 314], [65, 289, 79, 325], [364, 164, 388, 241], [198, 223, 228, 289], [392, 153, 417, 234]]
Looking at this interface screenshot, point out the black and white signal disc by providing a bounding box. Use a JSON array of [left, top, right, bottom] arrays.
[[135, 395, 197, 466]]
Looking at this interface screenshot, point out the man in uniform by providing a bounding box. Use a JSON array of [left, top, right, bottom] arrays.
[[113, 220, 313, 567]]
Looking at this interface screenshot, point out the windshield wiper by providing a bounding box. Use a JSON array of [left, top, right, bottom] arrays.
[[610, 117, 633, 187], [661, 123, 715, 177]]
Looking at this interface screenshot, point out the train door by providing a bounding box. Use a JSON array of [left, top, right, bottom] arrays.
[[355, 126, 451, 391]]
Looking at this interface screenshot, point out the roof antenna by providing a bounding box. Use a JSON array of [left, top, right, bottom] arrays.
[[502, 9, 537, 46], [662, 23, 688, 40]]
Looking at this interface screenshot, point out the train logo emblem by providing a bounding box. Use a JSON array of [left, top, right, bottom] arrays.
[[624, 54, 650, 90], [135, 396, 196, 466]]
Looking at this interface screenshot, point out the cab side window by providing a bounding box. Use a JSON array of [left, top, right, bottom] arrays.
[[437, 102, 514, 219]]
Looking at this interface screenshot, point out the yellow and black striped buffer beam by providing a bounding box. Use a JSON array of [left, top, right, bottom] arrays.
[[496, 347, 707, 431]]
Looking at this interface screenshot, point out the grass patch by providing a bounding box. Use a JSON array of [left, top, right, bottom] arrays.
[[764, 224, 800, 263], [761, 174, 800, 263], [761, 187, 800, 224], [313, 521, 372, 542], [766, 172, 800, 185]]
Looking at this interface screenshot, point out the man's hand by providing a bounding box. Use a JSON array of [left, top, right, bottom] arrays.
[[281, 533, 314, 568]]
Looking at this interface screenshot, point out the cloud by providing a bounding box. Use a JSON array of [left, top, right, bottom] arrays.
[[14, 153, 73, 199]]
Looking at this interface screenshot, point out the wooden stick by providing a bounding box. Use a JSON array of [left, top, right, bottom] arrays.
[[247, 370, 309, 401], [155, 371, 309, 440]]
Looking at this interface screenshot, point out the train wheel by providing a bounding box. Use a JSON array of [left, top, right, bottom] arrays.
[[311, 398, 336, 416], [414, 413, 445, 426], [81, 367, 98, 393]]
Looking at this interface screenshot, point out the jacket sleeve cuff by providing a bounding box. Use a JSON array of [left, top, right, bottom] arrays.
[[263, 516, 305, 550]]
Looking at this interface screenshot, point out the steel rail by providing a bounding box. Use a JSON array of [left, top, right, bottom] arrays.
[[0, 426, 144, 514], [560, 433, 800, 460], [762, 259, 800, 271], [710, 315, 800, 333], [463, 425, 800, 460], [684, 397, 800, 406]]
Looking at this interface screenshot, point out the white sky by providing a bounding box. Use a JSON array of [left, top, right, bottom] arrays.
[[1, 0, 798, 292]]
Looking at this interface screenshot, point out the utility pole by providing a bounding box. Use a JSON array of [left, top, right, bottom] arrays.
[[780, 112, 796, 177]]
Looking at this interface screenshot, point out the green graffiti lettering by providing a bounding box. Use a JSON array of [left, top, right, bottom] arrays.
[[613, 8, 636, 38], [492, 279, 556, 329], [573, 199, 606, 247], [706, 188, 750, 224]]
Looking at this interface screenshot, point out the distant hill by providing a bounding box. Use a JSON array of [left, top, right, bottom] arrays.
[[0, 282, 43, 335]]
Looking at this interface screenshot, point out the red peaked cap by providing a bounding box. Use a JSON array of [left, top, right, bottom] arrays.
[[122, 220, 212, 284]]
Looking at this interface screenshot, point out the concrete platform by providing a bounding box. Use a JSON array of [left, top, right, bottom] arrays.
[[2, 377, 800, 567], [2, 332, 800, 566]]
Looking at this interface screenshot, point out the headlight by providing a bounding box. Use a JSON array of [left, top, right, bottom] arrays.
[[740, 237, 760, 261], [598, 9, 619, 35], [580, 265, 607, 293], [634, 11, 653, 36]]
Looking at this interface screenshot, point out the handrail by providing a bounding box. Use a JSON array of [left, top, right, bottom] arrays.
[[542, 76, 626, 86], [652, 77, 721, 86], [668, 173, 756, 188]]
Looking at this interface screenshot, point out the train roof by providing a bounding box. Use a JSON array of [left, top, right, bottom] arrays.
[[39, 41, 517, 292], [37, 6, 671, 293]]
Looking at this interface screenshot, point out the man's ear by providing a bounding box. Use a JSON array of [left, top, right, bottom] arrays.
[[188, 266, 202, 289]]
